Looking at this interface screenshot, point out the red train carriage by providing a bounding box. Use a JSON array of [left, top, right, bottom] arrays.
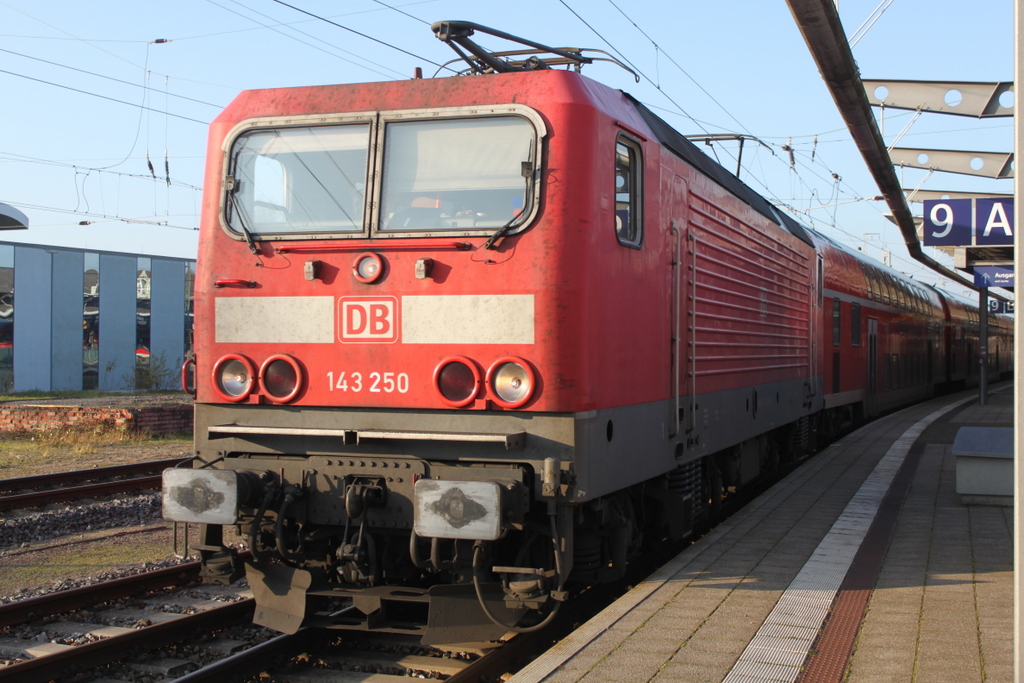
[[162, 22, 1008, 643]]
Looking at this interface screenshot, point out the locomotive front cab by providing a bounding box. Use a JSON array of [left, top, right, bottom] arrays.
[[161, 87, 596, 644]]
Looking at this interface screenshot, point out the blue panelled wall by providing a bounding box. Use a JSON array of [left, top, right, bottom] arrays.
[[1, 242, 194, 393]]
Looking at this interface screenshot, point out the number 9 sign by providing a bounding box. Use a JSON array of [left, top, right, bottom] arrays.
[[922, 198, 971, 246]]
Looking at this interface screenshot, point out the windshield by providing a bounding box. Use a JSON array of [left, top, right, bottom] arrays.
[[223, 112, 539, 240], [379, 117, 534, 232], [227, 124, 370, 236]]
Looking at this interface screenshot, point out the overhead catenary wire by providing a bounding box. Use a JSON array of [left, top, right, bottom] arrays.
[[371, 0, 430, 26], [0, 47, 222, 109], [270, 0, 451, 70], [0, 67, 208, 125], [0, 199, 198, 231], [848, 0, 896, 49], [555, 0, 707, 134], [206, 0, 407, 81], [0, 151, 203, 190], [605, 0, 755, 138]]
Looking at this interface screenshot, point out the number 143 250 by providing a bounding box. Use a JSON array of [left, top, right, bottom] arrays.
[[327, 371, 410, 393]]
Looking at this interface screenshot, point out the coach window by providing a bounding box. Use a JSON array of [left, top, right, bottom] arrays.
[[865, 271, 877, 302], [615, 136, 643, 248], [832, 298, 841, 346], [895, 281, 907, 309], [869, 271, 882, 302], [877, 271, 891, 305], [851, 303, 861, 347]]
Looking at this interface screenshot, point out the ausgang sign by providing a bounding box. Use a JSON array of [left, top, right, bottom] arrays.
[[922, 197, 1013, 246]]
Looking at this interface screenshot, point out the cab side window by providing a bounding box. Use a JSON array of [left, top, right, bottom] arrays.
[[615, 136, 643, 248]]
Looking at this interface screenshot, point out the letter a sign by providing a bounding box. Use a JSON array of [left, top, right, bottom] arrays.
[[976, 198, 1014, 245]]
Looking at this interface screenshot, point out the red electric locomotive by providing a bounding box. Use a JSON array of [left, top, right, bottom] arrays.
[[163, 22, 1009, 643]]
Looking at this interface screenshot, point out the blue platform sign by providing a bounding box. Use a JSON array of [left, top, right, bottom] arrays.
[[976, 198, 1014, 245], [922, 198, 1013, 246], [974, 266, 1014, 288], [922, 198, 972, 246], [988, 299, 1015, 314]]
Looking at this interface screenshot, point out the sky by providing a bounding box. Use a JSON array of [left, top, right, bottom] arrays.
[[0, 0, 1014, 299]]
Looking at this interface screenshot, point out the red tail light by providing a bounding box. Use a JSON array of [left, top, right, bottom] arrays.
[[260, 354, 303, 403], [434, 357, 481, 407]]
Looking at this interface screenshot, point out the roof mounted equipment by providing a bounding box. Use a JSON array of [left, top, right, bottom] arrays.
[[432, 20, 637, 81]]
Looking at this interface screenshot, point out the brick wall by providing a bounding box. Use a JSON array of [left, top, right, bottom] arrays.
[[0, 404, 193, 434]]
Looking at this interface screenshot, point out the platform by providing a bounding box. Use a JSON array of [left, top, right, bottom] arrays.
[[510, 385, 1014, 683]]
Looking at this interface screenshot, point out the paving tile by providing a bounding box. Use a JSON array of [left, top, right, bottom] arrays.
[[615, 638, 681, 656], [654, 661, 728, 682], [586, 659, 663, 681], [670, 646, 737, 669], [982, 662, 1013, 683], [543, 669, 586, 683]]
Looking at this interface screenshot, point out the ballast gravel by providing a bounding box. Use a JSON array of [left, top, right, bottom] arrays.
[[0, 558, 191, 605], [0, 492, 163, 550]]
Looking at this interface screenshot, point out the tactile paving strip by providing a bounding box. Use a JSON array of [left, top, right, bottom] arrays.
[[722, 396, 974, 683]]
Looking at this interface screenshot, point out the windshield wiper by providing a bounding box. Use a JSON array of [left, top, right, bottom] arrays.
[[227, 188, 261, 255], [483, 159, 534, 250]]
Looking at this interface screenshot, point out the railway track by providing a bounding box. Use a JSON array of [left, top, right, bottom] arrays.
[[0, 458, 186, 511], [0, 559, 522, 683], [0, 560, 257, 683]]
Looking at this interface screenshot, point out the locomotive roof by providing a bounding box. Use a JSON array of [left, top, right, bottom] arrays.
[[624, 93, 814, 248]]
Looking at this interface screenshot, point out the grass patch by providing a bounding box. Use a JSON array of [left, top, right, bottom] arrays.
[[0, 527, 179, 596], [38, 420, 146, 451], [0, 424, 193, 476]]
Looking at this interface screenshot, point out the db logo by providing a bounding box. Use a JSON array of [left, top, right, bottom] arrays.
[[339, 297, 399, 343]]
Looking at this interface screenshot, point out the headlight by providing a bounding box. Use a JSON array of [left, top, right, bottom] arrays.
[[260, 354, 302, 403], [353, 252, 384, 283], [162, 468, 263, 524], [434, 357, 481, 407], [213, 354, 255, 401], [487, 357, 535, 408], [414, 479, 518, 540]]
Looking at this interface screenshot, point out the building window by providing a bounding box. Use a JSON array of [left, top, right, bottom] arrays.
[[136, 258, 151, 389], [0, 246, 13, 394], [83, 253, 99, 390], [614, 136, 642, 248], [851, 302, 861, 347], [185, 262, 195, 358], [832, 297, 841, 346]]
